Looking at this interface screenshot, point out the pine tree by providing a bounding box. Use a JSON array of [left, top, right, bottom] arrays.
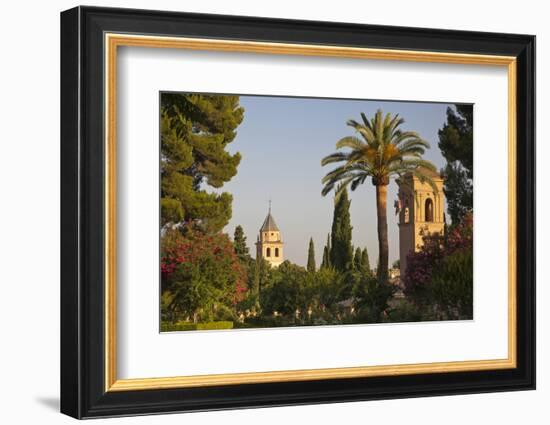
[[438, 105, 473, 224], [442, 162, 473, 224], [233, 225, 249, 260], [307, 237, 316, 273], [438, 105, 473, 176], [160, 93, 244, 232], [330, 187, 353, 272]]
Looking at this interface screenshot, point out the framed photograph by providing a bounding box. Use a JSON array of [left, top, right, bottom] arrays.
[[60, 6, 535, 419]]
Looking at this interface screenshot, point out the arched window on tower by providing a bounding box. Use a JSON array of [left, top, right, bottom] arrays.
[[275, 248, 279, 257], [425, 198, 434, 222], [266, 247, 271, 257], [404, 199, 410, 223]]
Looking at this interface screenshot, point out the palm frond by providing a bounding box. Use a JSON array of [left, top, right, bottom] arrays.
[[334, 178, 354, 201], [321, 181, 336, 197], [398, 138, 430, 153], [322, 174, 354, 197], [410, 159, 438, 172], [321, 167, 354, 184], [350, 174, 368, 191], [398, 147, 426, 157], [348, 119, 375, 144], [375, 109, 384, 142], [321, 152, 350, 166], [357, 127, 376, 145], [360, 112, 374, 131], [388, 115, 404, 134], [335, 136, 365, 150], [392, 131, 423, 146], [388, 159, 438, 174], [383, 112, 392, 130]]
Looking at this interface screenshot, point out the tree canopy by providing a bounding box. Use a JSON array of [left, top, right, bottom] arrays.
[[438, 105, 473, 224], [161, 227, 247, 323], [321, 234, 331, 269], [160, 93, 244, 232], [307, 237, 316, 273], [233, 225, 249, 261], [353, 247, 371, 275], [361, 248, 371, 273], [438, 105, 473, 177], [330, 187, 353, 272]]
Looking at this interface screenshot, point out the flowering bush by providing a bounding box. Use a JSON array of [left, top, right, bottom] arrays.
[[161, 227, 247, 323], [403, 231, 446, 304], [403, 213, 473, 318]]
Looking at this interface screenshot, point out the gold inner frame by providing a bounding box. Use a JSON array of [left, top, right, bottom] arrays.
[[104, 33, 517, 392]]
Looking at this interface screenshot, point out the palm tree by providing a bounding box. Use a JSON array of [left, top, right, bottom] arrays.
[[321, 109, 438, 283]]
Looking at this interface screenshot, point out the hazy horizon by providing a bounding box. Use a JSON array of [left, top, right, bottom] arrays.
[[208, 94, 454, 267]]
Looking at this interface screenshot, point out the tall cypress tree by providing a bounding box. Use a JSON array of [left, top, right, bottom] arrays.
[[353, 247, 362, 270], [233, 225, 249, 261], [353, 246, 372, 275], [361, 248, 371, 275], [307, 237, 316, 273], [330, 187, 353, 272], [252, 258, 261, 297], [321, 233, 331, 269]]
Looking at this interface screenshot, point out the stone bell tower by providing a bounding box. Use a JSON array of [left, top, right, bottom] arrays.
[[256, 202, 284, 268], [397, 170, 445, 279]]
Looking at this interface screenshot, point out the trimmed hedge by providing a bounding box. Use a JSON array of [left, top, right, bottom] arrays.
[[161, 321, 234, 332]]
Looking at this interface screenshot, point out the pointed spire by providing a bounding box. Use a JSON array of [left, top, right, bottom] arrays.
[[260, 200, 279, 232]]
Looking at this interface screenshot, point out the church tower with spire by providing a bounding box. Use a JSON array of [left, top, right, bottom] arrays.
[[256, 202, 284, 267]]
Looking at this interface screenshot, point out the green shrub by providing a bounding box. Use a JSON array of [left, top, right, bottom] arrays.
[[196, 321, 234, 330], [386, 300, 424, 323], [240, 316, 290, 328], [259, 261, 309, 315], [352, 274, 395, 323], [160, 321, 233, 332], [428, 248, 473, 320]]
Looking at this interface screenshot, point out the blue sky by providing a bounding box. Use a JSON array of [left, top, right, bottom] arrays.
[[216, 95, 452, 267]]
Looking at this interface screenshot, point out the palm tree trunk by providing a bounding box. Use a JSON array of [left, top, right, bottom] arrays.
[[375, 184, 389, 283]]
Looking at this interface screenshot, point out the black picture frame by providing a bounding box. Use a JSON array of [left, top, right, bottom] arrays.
[[60, 5, 535, 419]]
